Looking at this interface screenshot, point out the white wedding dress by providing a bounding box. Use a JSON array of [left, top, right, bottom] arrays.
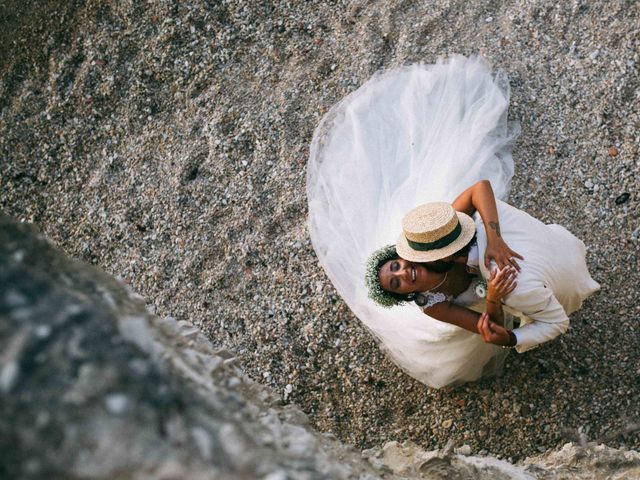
[[306, 56, 521, 388]]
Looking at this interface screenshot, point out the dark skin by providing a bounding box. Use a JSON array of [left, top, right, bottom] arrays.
[[378, 258, 446, 295], [379, 180, 523, 346], [379, 258, 517, 335], [452, 179, 523, 272]]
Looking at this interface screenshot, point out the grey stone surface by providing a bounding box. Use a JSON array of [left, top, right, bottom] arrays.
[[0, 213, 382, 479], [365, 439, 640, 479]]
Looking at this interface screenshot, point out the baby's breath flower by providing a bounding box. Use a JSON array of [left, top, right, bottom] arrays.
[[365, 245, 408, 308]]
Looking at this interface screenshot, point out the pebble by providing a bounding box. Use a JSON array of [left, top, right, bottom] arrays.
[[35, 325, 52, 338], [0, 363, 19, 393], [262, 471, 287, 480], [615, 193, 630, 205], [456, 444, 472, 456], [190, 426, 213, 461], [5, 290, 28, 308], [105, 393, 130, 415]]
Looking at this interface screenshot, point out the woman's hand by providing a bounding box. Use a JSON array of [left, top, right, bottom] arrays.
[[487, 266, 518, 302], [477, 313, 516, 346], [485, 237, 524, 272], [450, 180, 524, 271]]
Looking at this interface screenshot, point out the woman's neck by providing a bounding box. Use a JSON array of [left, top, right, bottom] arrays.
[[437, 264, 473, 296]]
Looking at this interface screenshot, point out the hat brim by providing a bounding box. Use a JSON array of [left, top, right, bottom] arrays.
[[395, 212, 476, 262]]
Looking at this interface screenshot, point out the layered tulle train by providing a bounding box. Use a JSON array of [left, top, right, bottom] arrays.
[[307, 55, 520, 387]]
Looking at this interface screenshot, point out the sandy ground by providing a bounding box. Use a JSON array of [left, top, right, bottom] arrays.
[[1, 0, 638, 460]]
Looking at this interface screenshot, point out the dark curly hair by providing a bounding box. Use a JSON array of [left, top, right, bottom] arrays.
[[365, 235, 477, 308]]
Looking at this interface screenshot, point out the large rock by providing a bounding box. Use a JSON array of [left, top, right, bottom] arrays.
[[0, 213, 379, 479], [365, 440, 640, 479]]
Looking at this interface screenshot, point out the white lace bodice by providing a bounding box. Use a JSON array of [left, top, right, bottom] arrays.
[[418, 277, 486, 310]]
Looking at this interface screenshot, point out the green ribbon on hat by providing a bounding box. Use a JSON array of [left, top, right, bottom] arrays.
[[406, 221, 462, 251]]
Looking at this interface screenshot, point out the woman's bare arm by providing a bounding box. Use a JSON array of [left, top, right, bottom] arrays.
[[423, 301, 482, 334], [424, 302, 514, 345], [451, 180, 523, 271], [485, 297, 505, 327], [452, 179, 503, 242]]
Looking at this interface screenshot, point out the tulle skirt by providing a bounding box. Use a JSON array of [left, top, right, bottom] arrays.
[[306, 55, 520, 388]]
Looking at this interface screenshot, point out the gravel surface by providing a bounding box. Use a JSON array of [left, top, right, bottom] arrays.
[[1, 0, 638, 461]]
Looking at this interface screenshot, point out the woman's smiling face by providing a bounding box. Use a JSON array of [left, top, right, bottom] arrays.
[[378, 257, 428, 295]]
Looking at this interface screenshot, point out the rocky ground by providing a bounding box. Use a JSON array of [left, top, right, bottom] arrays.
[[1, 0, 638, 462], [5, 212, 639, 479], [0, 212, 383, 479]]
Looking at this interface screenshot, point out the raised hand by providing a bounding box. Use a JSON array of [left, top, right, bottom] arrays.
[[477, 312, 515, 346], [484, 236, 524, 272]]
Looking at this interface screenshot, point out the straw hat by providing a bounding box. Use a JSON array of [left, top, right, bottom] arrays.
[[395, 202, 476, 262]]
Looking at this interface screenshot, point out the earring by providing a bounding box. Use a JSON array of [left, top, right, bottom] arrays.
[[414, 293, 428, 307]]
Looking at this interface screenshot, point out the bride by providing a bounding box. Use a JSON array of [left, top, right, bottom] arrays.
[[367, 180, 522, 340], [306, 55, 596, 388]]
